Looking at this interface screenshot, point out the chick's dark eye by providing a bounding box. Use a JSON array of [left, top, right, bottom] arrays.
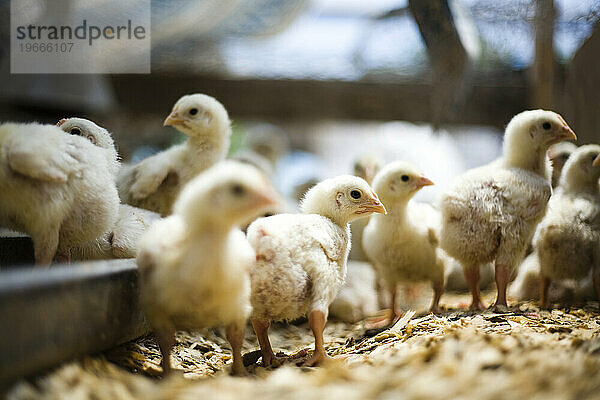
[[189, 108, 198, 116], [231, 184, 244, 196], [350, 190, 361, 199], [542, 122, 552, 130], [401, 175, 410, 182], [70, 128, 81, 136]]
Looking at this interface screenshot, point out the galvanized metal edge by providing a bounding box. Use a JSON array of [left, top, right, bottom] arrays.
[[0, 259, 149, 384]]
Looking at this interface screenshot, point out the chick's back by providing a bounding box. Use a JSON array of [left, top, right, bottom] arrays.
[[247, 213, 349, 322], [441, 166, 551, 268]]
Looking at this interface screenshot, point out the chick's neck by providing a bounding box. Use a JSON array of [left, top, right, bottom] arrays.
[[503, 138, 549, 178], [185, 217, 235, 238], [378, 193, 410, 221], [185, 124, 231, 165]]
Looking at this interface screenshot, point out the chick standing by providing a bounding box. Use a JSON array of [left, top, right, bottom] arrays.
[[534, 145, 600, 307], [509, 141, 578, 300], [138, 161, 279, 375], [118, 94, 231, 216], [440, 110, 576, 309], [247, 175, 385, 367], [0, 122, 119, 265], [363, 161, 443, 322]]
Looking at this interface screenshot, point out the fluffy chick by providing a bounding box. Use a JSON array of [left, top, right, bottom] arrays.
[[57, 118, 161, 260], [0, 122, 119, 265], [363, 161, 443, 322], [440, 110, 576, 309], [247, 175, 385, 367], [509, 142, 578, 299], [138, 161, 278, 376], [534, 144, 600, 307], [118, 94, 231, 216]]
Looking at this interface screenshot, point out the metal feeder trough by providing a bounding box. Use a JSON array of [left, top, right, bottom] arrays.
[[0, 240, 149, 385]]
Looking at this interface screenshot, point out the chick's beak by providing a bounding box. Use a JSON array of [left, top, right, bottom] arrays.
[[593, 154, 600, 167], [363, 196, 387, 215], [555, 124, 577, 143], [164, 111, 185, 127], [416, 176, 435, 188]]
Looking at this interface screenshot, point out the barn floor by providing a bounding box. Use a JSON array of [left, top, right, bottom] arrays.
[[7, 290, 600, 400]]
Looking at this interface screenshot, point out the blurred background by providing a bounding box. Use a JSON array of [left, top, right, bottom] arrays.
[[0, 0, 598, 202]]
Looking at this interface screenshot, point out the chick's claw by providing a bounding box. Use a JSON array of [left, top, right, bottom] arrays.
[[301, 350, 331, 367]]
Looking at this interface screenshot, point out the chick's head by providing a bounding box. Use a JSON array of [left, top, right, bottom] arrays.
[[504, 110, 577, 155], [164, 94, 230, 139], [559, 144, 600, 192], [300, 175, 386, 225], [57, 117, 119, 176], [353, 153, 383, 185], [372, 161, 434, 204], [174, 161, 280, 230]]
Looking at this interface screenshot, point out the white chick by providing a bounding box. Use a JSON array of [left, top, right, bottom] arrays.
[[328, 260, 379, 323], [0, 122, 119, 265], [440, 110, 576, 309], [118, 94, 231, 216], [138, 161, 279, 376], [509, 142, 578, 300], [247, 175, 386, 367], [363, 161, 444, 322], [57, 118, 161, 260], [349, 153, 383, 261], [534, 144, 600, 307], [548, 141, 578, 188]]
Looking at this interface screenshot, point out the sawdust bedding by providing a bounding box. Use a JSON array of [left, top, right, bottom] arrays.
[[7, 290, 600, 400]]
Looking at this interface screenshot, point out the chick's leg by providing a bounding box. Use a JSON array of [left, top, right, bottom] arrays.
[[464, 266, 485, 310], [365, 285, 401, 330], [430, 278, 444, 314], [156, 328, 175, 376], [389, 286, 400, 325], [540, 274, 551, 308], [225, 322, 247, 376], [494, 263, 509, 308], [303, 309, 331, 367], [251, 319, 276, 367]]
